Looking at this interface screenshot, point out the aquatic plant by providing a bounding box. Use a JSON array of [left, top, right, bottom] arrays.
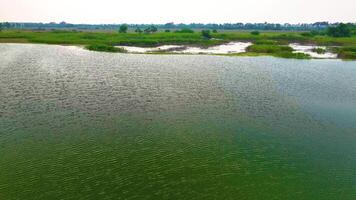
[[85, 44, 126, 53], [246, 44, 293, 53], [1, 30, 356, 59], [276, 52, 311, 59], [311, 48, 326, 54]]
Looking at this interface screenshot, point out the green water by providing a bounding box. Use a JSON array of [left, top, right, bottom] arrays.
[[0, 44, 355, 199]]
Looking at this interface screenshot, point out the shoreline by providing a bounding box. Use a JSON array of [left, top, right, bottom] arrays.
[[0, 41, 354, 61], [0, 42, 341, 61]]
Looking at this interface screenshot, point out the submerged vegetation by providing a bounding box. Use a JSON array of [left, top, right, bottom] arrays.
[[0, 28, 355, 59], [312, 48, 326, 54]]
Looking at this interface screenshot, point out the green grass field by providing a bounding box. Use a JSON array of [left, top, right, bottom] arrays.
[[1, 30, 356, 59]]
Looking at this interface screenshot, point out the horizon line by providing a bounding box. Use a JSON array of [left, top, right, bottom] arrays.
[[3, 21, 356, 25]]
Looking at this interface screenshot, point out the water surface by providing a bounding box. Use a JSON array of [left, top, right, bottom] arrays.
[[0, 44, 355, 200]]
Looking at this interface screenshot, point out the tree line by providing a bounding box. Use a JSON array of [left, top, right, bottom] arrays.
[[1, 21, 355, 31]]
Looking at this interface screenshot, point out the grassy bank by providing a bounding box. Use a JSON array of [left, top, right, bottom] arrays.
[[245, 44, 311, 59], [1, 30, 356, 59], [333, 46, 356, 60]]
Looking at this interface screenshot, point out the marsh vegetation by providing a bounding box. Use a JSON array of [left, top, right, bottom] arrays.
[[1, 27, 356, 59], [85, 44, 126, 52]]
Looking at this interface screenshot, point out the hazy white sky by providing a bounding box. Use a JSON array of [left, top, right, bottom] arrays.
[[1, 0, 355, 24]]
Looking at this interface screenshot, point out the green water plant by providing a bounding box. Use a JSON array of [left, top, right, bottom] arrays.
[[311, 48, 326, 54], [246, 44, 293, 53], [85, 44, 126, 53]]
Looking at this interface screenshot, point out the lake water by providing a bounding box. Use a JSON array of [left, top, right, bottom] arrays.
[[0, 44, 355, 200]]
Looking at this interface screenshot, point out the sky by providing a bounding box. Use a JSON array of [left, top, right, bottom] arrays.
[[1, 0, 356, 24]]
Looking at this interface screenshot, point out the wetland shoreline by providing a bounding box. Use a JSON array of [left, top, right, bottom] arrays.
[[1, 30, 355, 59]]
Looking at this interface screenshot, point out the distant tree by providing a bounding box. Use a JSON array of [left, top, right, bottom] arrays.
[[143, 25, 158, 34], [3, 22, 11, 29], [327, 23, 351, 37], [164, 22, 175, 28], [144, 27, 151, 34], [135, 27, 143, 33], [0, 23, 2, 32], [212, 29, 218, 33], [251, 31, 260, 35], [119, 24, 128, 33], [201, 30, 212, 39], [150, 25, 158, 33], [165, 29, 171, 32]]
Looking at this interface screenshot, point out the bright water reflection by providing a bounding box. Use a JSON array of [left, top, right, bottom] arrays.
[[117, 42, 252, 54]]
